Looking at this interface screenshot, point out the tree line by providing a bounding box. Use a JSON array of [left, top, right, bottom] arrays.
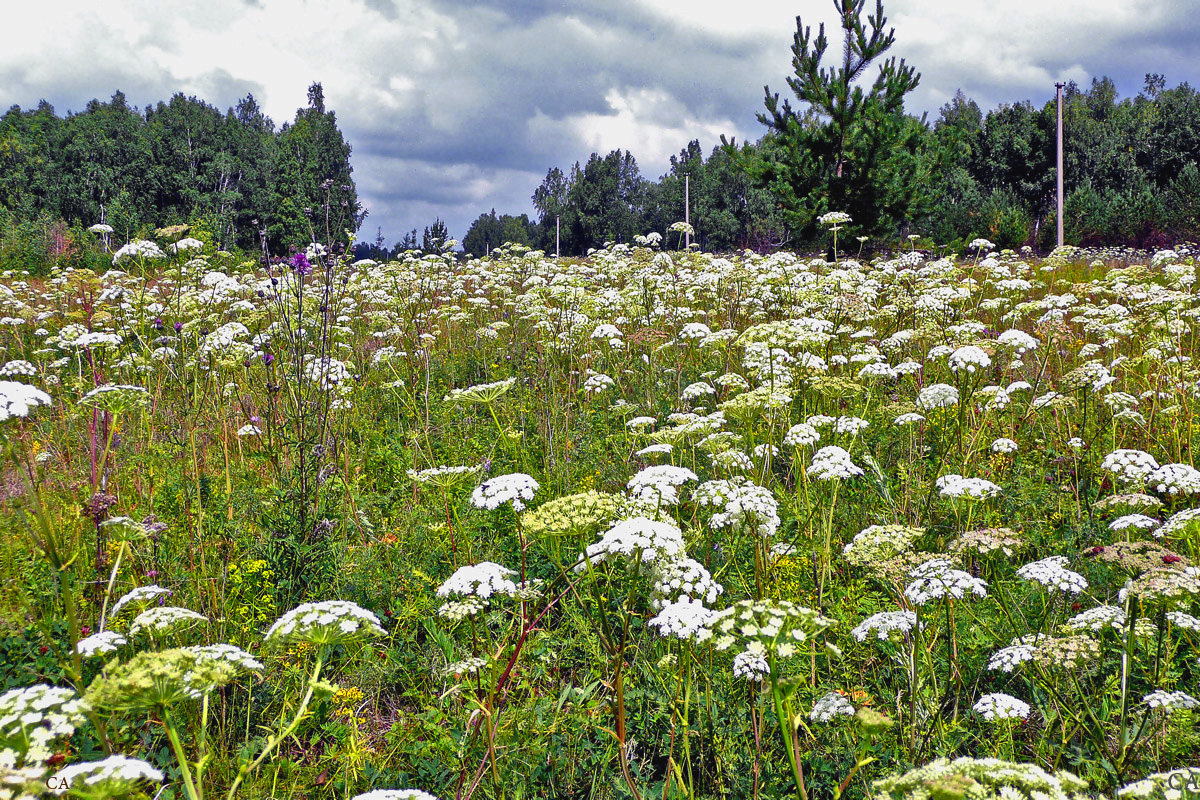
[[0, 82, 361, 269], [447, 0, 1200, 257]]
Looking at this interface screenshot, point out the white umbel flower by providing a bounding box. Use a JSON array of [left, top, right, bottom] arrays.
[[810, 691, 855, 722], [807, 446, 864, 480], [1144, 690, 1199, 712], [904, 559, 988, 605], [437, 562, 519, 599], [627, 465, 699, 506], [471, 473, 539, 511], [972, 693, 1030, 721], [576, 518, 685, 572], [648, 599, 715, 642], [49, 755, 164, 796], [264, 600, 385, 646], [1016, 556, 1088, 594], [0, 381, 52, 423]]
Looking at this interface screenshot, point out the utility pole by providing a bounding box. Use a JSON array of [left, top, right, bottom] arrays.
[[684, 174, 691, 249], [1056, 82, 1065, 248], [555, 215, 560, 258]]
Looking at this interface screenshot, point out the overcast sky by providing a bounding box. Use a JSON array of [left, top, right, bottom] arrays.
[[3, 0, 1198, 243]]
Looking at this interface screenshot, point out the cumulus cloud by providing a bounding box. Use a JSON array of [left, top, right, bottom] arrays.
[[1, 0, 1197, 241]]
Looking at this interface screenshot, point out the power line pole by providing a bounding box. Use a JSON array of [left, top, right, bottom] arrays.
[[1056, 82, 1065, 248], [684, 174, 691, 249], [555, 215, 560, 258]]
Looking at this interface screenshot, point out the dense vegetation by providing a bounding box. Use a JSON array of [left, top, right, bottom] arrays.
[[0, 82, 361, 266], [1, 226, 1199, 800]]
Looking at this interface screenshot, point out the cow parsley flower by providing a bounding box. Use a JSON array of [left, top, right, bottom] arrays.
[[991, 438, 1018, 454], [470, 473, 539, 512]]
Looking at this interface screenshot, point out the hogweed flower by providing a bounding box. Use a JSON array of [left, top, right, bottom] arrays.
[[916, 383, 959, 410], [351, 790, 439, 800], [470, 473, 539, 512], [128, 606, 207, 638], [810, 691, 855, 722], [437, 562, 519, 599], [627, 465, 699, 506], [76, 631, 127, 658], [49, 755, 164, 798], [1101, 449, 1161, 485], [851, 611, 918, 643], [732, 649, 770, 681], [575, 517, 685, 572], [0, 685, 87, 766], [710, 600, 832, 658], [0, 381, 52, 423], [651, 556, 722, 609], [904, 559, 988, 605], [444, 377, 516, 405], [807, 446, 864, 480], [948, 345, 991, 373], [1016, 556, 1088, 594], [264, 600, 385, 648], [936, 474, 1001, 500], [647, 599, 715, 642], [874, 757, 1088, 800], [973, 693, 1030, 721], [693, 477, 779, 538], [110, 585, 171, 618], [1143, 690, 1199, 712]]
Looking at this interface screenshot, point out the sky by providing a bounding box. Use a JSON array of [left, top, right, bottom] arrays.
[[2, 0, 1199, 244]]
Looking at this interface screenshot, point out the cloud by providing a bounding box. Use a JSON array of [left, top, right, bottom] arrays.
[[1, 0, 1198, 243]]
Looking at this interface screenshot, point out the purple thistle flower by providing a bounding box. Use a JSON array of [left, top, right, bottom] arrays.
[[153, 317, 163, 329], [291, 252, 312, 275], [173, 322, 183, 333], [262, 352, 275, 366]]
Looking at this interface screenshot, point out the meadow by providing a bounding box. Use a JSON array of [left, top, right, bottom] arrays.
[[1, 222, 1199, 800]]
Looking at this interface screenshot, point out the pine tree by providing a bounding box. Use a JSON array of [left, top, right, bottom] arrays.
[[751, 0, 928, 240]]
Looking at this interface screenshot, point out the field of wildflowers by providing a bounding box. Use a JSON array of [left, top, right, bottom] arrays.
[[1, 222, 1199, 800]]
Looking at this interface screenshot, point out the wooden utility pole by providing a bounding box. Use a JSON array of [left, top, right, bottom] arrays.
[[1056, 82, 1065, 248], [684, 174, 691, 249], [555, 215, 560, 258]]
